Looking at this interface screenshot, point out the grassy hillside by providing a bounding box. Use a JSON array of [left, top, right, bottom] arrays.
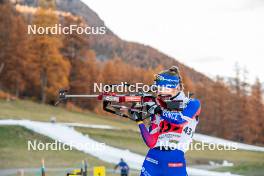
[[215, 164, 264, 176], [0, 99, 136, 130], [0, 126, 140, 176], [0, 126, 112, 169]]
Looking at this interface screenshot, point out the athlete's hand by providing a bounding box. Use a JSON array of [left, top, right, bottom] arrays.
[[132, 111, 143, 122], [144, 102, 156, 114], [128, 107, 143, 122], [154, 105, 163, 115], [145, 103, 163, 116]]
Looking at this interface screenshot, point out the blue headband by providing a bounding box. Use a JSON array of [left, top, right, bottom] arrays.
[[154, 74, 180, 88]]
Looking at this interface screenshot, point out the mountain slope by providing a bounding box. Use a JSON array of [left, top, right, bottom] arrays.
[[17, 0, 212, 84], [19, 0, 109, 31]]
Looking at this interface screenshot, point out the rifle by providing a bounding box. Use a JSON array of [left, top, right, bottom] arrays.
[[55, 89, 155, 121], [55, 88, 189, 121]]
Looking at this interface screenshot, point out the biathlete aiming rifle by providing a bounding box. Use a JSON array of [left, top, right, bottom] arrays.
[[56, 88, 187, 121], [55, 89, 156, 121]]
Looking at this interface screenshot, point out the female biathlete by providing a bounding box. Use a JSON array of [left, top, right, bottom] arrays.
[[133, 66, 201, 176]]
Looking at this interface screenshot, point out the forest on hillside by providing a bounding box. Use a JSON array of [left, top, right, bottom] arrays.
[[0, 0, 263, 145]]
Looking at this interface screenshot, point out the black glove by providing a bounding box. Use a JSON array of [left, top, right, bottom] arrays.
[[154, 105, 162, 115], [128, 109, 143, 122], [133, 111, 143, 122], [146, 103, 163, 116]]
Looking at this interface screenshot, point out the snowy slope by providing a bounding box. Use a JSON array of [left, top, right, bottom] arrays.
[[0, 119, 240, 176], [61, 122, 116, 129], [62, 122, 264, 152], [193, 133, 264, 152]]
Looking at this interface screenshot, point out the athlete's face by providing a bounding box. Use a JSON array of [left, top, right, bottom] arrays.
[[156, 85, 180, 98]]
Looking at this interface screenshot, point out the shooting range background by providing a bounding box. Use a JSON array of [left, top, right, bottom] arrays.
[[0, 0, 264, 176]]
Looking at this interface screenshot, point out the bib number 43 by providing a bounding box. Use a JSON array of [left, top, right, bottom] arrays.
[[183, 126, 192, 136]]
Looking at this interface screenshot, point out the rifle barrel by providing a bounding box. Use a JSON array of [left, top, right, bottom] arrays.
[[65, 95, 99, 98]]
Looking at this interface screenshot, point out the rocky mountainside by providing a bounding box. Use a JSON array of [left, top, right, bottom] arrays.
[[18, 0, 109, 30]]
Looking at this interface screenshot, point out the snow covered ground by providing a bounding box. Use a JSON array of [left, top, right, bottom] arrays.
[[193, 133, 264, 152], [61, 122, 116, 130], [0, 119, 241, 176], [63, 122, 264, 152]]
